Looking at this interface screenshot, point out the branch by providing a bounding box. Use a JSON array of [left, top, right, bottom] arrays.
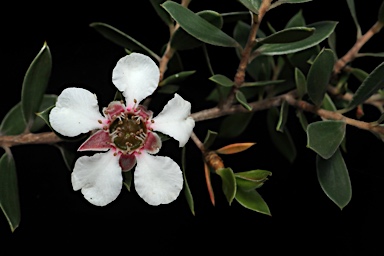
[[0, 132, 62, 149], [333, 21, 383, 74]]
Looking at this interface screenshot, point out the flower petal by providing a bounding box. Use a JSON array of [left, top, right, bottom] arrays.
[[119, 153, 137, 172], [134, 151, 183, 206], [78, 130, 111, 151], [72, 151, 122, 206], [143, 131, 162, 154], [112, 53, 159, 109], [49, 87, 105, 137], [152, 94, 195, 147]]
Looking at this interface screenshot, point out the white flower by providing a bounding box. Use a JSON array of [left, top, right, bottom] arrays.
[[49, 53, 195, 206]]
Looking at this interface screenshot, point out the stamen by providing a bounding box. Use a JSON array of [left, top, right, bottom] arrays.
[[98, 120, 102, 124]]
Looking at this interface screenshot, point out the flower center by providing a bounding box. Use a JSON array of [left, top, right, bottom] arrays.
[[109, 113, 147, 152]]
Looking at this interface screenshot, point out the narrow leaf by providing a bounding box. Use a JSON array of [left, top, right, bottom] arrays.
[[242, 80, 285, 87], [236, 90, 253, 111], [378, 0, 384, 23], [235, 169, 272, 191], [316, 149, 352, 210], [53, 144, 76, 171], [350, 68, 369, 82], [348, 62, 384, 109], [157, 84, 180, 94], [0, 94, 57, 136], [276, 100, 289, 132], [21, 42, 52, 130], [209, 74, 234, 87], [90, 22, 159, 60], [0, 103, 26, 136], [295, 67, 307, 99], [307, 48, 336, 106], [285, 9, 306, 28], [159, 70, 196, 86], [258, 21, 338, 55], [215, 143, 256, 155], [296, 110, 308, 131], [150, 0, 173, 26], [204, 163, 215, 206], [346, 0, 362, 37], [267, 107, 297, 163], [31, 94, 58, 132], [307, 120, 346, 159], [203, 130, 218, 149], [219, 112, 254, 138], [171, 10, 224, 50], [0, 152, 20, 232], [182, 147, 195, 215], [216, 168, 237, 205], [235, 189, 271, 215], [238, 0, 262, 14], [258, 27, 314, 44], [162, 1, 239, 47], [123, 171, 133, 192]]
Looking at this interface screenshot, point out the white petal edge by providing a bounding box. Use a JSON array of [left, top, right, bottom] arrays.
[[152, 94, 195, 147], [134, 151, 183, 206], [49, 87, 105, 137], [72, 151, 122, 206], [112, 53, 159, 109]]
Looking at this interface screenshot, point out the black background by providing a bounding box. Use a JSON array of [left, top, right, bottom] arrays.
[[1, 0, 383, 254]]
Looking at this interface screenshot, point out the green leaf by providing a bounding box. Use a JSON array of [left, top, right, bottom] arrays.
[[219, 112, 254, 138], [235, 188, 271, 215], [0, 152, 20, 232], [162, 1, 239, 47], [221, 11, 251, 23], [159, 70, 196, 86], [157, 84, 180, 94], [123, 171, 132, 192], [235, 169, 272, 191], [90, 22, 159, 60], [209, 74, 234, 87], [378, 0, 384, 23], [150, 0, 173, 26], [276, 100, 289, 132], [295, 67, 307, 98], [215, 168, 236, 205], [296, 110, 308, 131], [276, 0, 312, 4], [267, 107, 297, 163], [258, 21, 338, 55], [316, 149, 351, 210], [258, 27, 314, 44], [307, 120, 346, 159], [0, 94, 58, 136], [203, 130, 218, 149], [31, 94, 58, 132], [238, 0, 262, 14], [21, 42, 52, 130], [182, 147, 195, 215], [171, 10, 224, 50], [242, 80, 285, 87], [285, 9, 306, 28], [350, 68, 369, 82], [307, 48, 336, 106], [53, 143, 76, 171], [357, 52, 384, 58], [322, 93, 337, 111], [0, 103, 26, 136], [236, 90, 253, 111], [328, 31, 337, 56], [346, 0, 362, 37], [348, 62, 384, 109]]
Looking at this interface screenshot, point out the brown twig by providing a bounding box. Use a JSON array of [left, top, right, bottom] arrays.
[[0, 132, 62, 149], [333, 21, 383, 74]]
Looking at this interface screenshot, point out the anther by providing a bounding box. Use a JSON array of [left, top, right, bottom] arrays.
[[98, 120, 102, 124]]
